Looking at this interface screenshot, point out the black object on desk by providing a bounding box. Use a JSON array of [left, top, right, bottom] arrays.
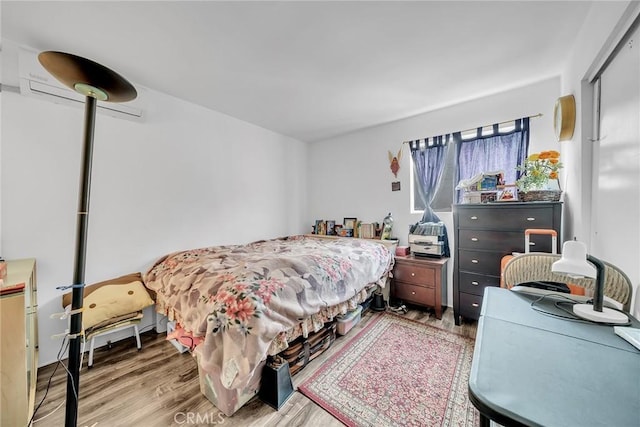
[[469, 287, 640, 427]]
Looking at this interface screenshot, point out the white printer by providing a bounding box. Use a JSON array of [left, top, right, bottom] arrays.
[[408, 222, 445, 257]]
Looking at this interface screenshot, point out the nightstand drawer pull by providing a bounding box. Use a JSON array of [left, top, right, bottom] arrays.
[[470, 216, 478, 220], [471, 237, 479, 242], [411, 272, 415, 277], [527, 217, 536, 221], [471, 259, 479, 264], [471, 281, 479, 286], [471, 303, 480, 308], [411, 291, 416, 295]]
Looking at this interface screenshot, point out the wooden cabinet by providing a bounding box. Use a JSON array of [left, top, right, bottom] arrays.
[[391, 256, 448, 319], [453, 202, 562, 325], [1, 258, 38, 426]]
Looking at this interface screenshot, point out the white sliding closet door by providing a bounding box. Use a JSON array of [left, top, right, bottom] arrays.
[[593, 24, 640, 316]]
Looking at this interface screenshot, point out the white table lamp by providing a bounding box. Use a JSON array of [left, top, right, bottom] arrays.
[[552, 240, 628, 324]]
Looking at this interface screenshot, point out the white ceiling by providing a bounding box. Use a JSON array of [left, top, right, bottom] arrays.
[[2, 1, 594, 142]]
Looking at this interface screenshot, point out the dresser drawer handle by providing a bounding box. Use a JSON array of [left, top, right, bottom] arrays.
[[471, 303, 480, 308], [527, 217, 536, 221], [471, 259, 479, 264], [470, 216, 478, 220], [471, 281, 479, 286], [529, 242, 536, 246], [411, 291, 416, 295], [411, 272, 415, 277], [471, 237, 479, 242]]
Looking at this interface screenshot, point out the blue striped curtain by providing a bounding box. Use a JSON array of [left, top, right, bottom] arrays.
[[455, 118, 529, 203], [410, 135, 452, 257]]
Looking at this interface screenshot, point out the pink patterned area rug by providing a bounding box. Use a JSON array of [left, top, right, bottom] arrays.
[[298, 313, 479, 427]]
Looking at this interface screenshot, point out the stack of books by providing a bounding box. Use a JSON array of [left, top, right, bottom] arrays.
[[359, 223, 376, 239]]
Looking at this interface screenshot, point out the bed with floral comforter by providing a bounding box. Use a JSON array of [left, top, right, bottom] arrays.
[[144, 235, 394, 415]]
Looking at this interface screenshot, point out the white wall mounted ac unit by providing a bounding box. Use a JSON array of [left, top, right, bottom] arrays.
[[18, 48, 144, 122]]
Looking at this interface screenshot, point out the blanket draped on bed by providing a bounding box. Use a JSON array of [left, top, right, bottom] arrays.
[[144, 235, 393, 391]]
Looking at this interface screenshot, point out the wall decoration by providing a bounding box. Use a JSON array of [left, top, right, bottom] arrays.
[[388, 148, 402, 178], [554, 95, 576, 141]]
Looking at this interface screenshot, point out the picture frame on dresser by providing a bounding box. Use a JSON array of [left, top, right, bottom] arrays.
[[452, 201, 562, 325]]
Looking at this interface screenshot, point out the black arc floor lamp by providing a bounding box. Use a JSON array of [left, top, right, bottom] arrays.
[[38, 51, 137, 427]]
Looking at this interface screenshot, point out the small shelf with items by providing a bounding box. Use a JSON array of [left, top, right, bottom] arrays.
[[312, 214, 396, 240]]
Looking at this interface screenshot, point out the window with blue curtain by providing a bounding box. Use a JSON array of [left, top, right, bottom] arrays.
[[410, 135, 452, 210], [410, 117, 530, 210], [410, 135, 452, 257], [455, 118, 529, 203]]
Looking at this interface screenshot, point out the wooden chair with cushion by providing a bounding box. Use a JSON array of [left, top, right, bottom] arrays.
[[502, 253, 633, 312], [62, 272, 155, 368]]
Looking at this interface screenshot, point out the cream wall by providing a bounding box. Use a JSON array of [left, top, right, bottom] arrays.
[[560, 0, 635, 244], [560, 1, 640, 317], [307, 76, 562, 307], [1, 88, 308, 366]]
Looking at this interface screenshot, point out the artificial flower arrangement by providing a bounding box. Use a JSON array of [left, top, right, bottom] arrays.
[[515, 150, 563, 192]]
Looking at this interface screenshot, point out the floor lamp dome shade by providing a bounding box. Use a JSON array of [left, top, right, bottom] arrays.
[[38, 51, 137, 102], [37, 50, 136, 427]]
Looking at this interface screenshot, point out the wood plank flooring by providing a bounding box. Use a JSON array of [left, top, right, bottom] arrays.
[[33, 307, 477, 427]]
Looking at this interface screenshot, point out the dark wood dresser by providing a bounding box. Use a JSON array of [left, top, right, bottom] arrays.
[[391, 256, 448, 319], [452, 202, 562, 325]]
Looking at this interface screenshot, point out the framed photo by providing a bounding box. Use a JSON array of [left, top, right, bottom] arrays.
[[480, 192, 497, 203], [343, 217, 357, 230], [315, 219, 326, 235], [326, 220, 336, 235], [498, 187, 517, 201]]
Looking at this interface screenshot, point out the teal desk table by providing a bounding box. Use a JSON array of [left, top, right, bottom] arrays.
[[469, 287, 640, 427]]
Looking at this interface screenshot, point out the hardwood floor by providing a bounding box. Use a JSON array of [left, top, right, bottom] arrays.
[[33, 307, 477, 427]]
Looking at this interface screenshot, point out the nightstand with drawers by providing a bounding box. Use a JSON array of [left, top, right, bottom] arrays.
[[391, 256, 448, 319], [452, 202, 562, 325]]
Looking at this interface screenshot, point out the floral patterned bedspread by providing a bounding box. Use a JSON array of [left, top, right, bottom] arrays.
[[144, 235, 394, 390]]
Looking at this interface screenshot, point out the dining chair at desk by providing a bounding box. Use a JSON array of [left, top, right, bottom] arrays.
[[502, 253, 633, 312]]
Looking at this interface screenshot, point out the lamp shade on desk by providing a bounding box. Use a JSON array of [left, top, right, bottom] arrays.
[[552, 241, 628, 324]]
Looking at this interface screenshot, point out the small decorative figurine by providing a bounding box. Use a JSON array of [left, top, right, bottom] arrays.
[[388, 149, 402, 178]]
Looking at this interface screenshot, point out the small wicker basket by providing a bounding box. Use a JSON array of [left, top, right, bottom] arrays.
[[519, 190, 562, 202]]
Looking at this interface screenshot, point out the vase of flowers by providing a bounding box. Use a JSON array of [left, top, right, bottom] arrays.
[[516, 150, 563, 201]]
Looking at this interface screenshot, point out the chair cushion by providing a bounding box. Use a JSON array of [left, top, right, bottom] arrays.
[[85, 311, 143, 335], [85, 311, 144, 338], [62, 273, 154, 329]]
